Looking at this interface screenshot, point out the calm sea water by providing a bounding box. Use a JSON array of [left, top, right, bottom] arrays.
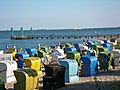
[[0, 27, 120, 50]]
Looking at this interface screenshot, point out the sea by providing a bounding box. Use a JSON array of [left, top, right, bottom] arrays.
[[0, 27, 120, 51]]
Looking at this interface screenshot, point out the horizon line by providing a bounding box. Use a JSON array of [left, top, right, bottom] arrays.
[[0, 26, 120, 31]]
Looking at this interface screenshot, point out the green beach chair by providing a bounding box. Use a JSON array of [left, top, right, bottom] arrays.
[[90, 45, 101, 55], [65, 43, 72, 47], [98, 47, 108, 53], [41, 46, 50, 54], [67, 51, 81, 66], [98, 52, 115, 70]]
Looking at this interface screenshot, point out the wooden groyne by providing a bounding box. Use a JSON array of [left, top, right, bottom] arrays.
[[11, 34, 120, 40], [11, 35, 34, 40]]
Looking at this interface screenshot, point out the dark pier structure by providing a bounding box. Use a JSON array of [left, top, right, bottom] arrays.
[[10, 27, 120, 40], [11, 34, 120, 40]]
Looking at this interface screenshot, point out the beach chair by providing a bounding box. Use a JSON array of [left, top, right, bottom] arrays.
[[98, 52, 115, 70], [65, 43, 73, 47], [87, 41, 95, 48], [66, 51, 81, 66], [0, 60, 17, 83], [59, 59, 79, 82], [81, 55, 98, 76], [14, 68, 39, 90], [90, 45, 102, 55], [65, 47, 77, 53], [98, 47, 108, 53], [102, 43, 111, 51], [26, 48, 37, 57], [43, 64, 66, 90], [6, 48, 17, 60], [111, 49, 120, 66], [24, 57, 42, 76], [41, 46, 50, 54], [74, 43, 82, 52], [15, 52, 29, 68], [37, 50, 47, 58]]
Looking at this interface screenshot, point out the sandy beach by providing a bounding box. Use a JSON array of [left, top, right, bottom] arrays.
[[1, 0, 120, 90], [4, 36, 120, 90], [6, 66, 120, 90], [56, 66, 120, 90]]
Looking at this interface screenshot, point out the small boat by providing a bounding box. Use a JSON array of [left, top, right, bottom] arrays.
[[73, 27, 80, 30]]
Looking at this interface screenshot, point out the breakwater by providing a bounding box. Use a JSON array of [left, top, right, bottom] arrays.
[[11, 34, 120, 40]]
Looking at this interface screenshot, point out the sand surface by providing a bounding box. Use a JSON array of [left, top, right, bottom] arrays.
[[6, 66, 120, 90]]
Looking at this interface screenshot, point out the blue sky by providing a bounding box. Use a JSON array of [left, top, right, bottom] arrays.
[[0, 0, 120, 30]]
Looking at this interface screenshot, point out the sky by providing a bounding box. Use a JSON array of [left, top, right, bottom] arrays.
[[0, 0, 120, 30]]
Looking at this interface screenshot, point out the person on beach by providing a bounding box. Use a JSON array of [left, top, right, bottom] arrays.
[[12, 45, 16, 49], [83, 39, 85, 42], [37, 44, 41, 50], [56, 43, 61, 49], [24, 50, 27, 53], [36, 44, 41, 57], [12, 46, 18, 60], [19, 48, 23, 52], [6, 45, 8, 50], [12, 45, 17, 53]]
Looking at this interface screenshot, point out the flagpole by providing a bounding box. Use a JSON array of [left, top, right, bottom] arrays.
[[20, 27, 23, 37], [11, 27, 13, 36], [30, 27, 33, 36]]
